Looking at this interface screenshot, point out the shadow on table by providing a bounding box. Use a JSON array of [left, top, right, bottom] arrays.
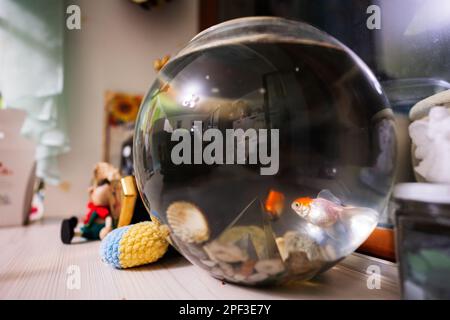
[[217, 272, 344, 299], [125, 246, 190, 273]]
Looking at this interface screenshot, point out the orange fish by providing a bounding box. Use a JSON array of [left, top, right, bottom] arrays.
[[291, 196, 340, 227], [293, 197, 313, 207], [264, 190, 285, 219]]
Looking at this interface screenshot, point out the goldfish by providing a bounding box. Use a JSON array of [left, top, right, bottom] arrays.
[[291, 194, 342, 228], [264, 190, 285, 219]]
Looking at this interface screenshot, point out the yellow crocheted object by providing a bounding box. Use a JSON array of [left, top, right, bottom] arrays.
[[118, 222, 170, 268]]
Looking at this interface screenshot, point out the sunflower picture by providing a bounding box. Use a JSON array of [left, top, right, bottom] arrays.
[[103, 91, 143, 166], [106, 92, 143, 126]]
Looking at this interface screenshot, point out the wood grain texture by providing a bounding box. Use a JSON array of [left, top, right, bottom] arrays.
[[0, 220, 400, 300]]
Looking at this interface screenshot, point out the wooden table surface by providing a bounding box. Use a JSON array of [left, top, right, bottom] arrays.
[[0, 220, 400, 300]]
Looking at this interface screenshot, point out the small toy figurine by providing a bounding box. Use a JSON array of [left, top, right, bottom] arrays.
[[100, 175, 169, 268], [60, 162, 121, 244]]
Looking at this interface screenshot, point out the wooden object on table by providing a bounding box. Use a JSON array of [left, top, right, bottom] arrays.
[[117, 176, 138, 228]]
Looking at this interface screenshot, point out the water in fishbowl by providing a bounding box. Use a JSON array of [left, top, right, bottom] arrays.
[[134, 17, 396, 285]]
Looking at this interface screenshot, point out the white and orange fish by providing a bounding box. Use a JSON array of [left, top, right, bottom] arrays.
[[291, 192, 344, 228]]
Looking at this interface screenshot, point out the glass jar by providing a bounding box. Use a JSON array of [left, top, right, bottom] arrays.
[[394, 183, 450, 299]]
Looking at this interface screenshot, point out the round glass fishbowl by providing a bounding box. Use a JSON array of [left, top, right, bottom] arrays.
[[134, 17, 396, 285]]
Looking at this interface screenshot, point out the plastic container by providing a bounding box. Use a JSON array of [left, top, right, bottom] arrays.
[[382, 78, 450, 184], [380, 79, 450, 227], [394, 183, 450, 299]]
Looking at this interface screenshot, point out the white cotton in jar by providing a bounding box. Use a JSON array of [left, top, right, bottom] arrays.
[[409, 106, 450, 183]]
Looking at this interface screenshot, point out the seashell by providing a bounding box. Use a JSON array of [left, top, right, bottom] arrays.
[[254, 259, 285, 275], [246, 272, 269, 283], [275, 237, 288, 261], [285, 251, 320, 275], [167, 201, 209, 244], [284, 231, 321, 261], [233, 274, 247, 282], [239, 260, 256, 277], [187, 245, 208, 260], [210, 267, 224, 278], [320, 243, 340, 262], [200, 259, 217, 268], [285, 252, 311, 275], [219, 262, 234, 277], [204, 241, 248, 263], [218, 226, 266, 257]]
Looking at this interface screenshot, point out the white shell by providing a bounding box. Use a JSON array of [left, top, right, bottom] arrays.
[[246, 272, 269, 283], [254, 259, 285, 275], [167, 201, 210, 244], [204, 241, 248, 263], [283, 231, 321, 261], [210, 267, 224, 278], [187, 245, 208, 260], [233, 274, 247, 282], [200, 259, 217, 268], [275, 237, 288, 261], [218, 262, 234, 277]]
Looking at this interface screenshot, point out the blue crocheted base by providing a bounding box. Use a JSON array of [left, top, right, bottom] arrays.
[[100, 225, 131, 269]]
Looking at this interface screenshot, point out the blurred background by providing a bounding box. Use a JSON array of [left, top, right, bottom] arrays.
[[1, 0, 198, 218], [46, 0, 198, 217]]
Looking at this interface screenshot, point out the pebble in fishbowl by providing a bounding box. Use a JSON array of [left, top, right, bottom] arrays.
[[133, 17, 396, 285]]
